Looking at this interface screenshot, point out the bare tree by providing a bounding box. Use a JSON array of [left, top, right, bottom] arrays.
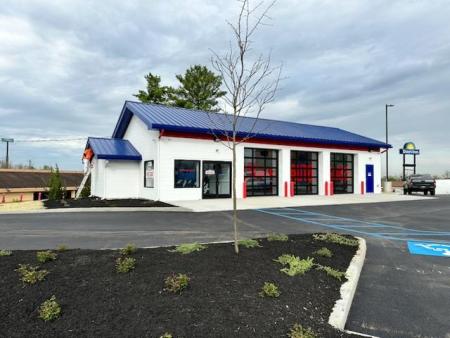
[[210, 0, 281, 254]]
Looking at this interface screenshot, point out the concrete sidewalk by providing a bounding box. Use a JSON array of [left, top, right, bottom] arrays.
[[169, 193, 431, 212]]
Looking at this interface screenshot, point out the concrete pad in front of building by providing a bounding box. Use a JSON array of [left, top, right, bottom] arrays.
[[168, 193, 431, 212]]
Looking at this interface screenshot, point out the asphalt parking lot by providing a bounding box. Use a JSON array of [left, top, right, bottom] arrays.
[[0, 196, 449, 337]]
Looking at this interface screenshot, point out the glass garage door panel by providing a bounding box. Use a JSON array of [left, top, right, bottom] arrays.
[[331, 153, 354, 194], [291, 151, 319, 195], [244, 148, 278, 196]]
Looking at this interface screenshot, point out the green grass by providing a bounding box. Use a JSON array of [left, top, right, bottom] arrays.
[[116, 257, 136, 273], [288, 324, 316, 338], [169, 243, 207, 254], [38, 295, 61, 321], [0, 249, 12, 256], [267, 233, 289, 242], [316, 265, 346, 281], [238, 239, 261, 248], [312, 233, 358, 247], [259, 282, 280, 298], [314, 247, 333, 258], [274, 255, 314, 277], [36, 251, 57, 263], [16, 264, 49, 285], [119, 243, 137, 255]]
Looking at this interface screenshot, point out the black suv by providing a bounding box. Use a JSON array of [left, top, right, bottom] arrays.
[[404, 174, 436, 195]]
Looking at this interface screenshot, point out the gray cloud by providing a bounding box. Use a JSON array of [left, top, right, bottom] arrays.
[[0, 0, 449, 175]]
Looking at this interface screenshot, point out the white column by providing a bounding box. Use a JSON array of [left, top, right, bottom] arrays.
[[236, 145, 245, 198], [279, 148, 291, 196], [319, 151, 330, 195]]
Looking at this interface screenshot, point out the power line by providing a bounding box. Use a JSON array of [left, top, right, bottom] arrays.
[[14, 137, 88, 143]]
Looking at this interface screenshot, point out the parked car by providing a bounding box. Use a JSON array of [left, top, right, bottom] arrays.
[[404, 174, 436, 195]]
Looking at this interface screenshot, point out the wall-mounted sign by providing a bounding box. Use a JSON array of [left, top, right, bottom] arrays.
[[144, 160, 154, 188], [205, 169, 215, 175], [399, 142, 420, 155]]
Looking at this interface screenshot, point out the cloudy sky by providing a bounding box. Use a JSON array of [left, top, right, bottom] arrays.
[[1, 0, 449, 176]]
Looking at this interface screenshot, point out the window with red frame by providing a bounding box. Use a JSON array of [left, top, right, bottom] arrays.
[[330, 153, 354, 194], [291, 151, 318, 195]]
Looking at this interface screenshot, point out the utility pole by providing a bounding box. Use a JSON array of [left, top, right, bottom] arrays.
[[385, 104, 394, 181], [1, 138, 14, 168]]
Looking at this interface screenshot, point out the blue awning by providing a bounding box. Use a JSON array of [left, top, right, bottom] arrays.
[[87, 137, 142, 161]]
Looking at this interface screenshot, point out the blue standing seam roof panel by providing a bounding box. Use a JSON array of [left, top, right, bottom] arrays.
[[87, 137, 142, 161], [111, 101, 391, 149]]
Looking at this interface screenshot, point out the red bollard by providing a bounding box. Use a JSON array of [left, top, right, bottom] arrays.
[[1, 195, 5, 203], [243, 181, 247, 199], [284, 182, 288, 197], [38, 192, 42, 200], [20, 194, 23, 202], [290, 181, 295, 197], [325, 181, 329, 196], [361, 181, 365, 195], [330, 181, 334, 196]]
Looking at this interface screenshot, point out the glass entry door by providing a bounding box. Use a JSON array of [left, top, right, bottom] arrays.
[[202, 161, 232, 198]]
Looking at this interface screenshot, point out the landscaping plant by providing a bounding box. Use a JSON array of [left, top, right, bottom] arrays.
[[238, 239, 261, 248], [267, 233, 289, 242], [314, 247, 333, 258], [159, 333, 173, 338], [259, 282, 280, 298], [169, 243, 206, 254], [164, 273, 190, 294], [120, 243, 137, 255], [116, 257, 136, 273], [16, 264, 49, 284], [0, 249, 12, 256], [36, 250, 57, 263], [38, 295, 61, 321], [275, 255, 314, 277], [313, 233, 358, 247], [47, 166, 65, 201], [316, 265, 346, 281], [56, 244, 68, 252], [288, 323, 316, 338]]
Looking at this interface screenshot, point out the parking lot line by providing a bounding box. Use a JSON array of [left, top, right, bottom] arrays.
[[257, 207, 450, 243]]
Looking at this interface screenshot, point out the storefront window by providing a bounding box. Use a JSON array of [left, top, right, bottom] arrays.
[[244, 148, 278, 196], [174, 160, 200, 188], [144, 160, 154, 188], [291, 151, 318, 195], [331, 153, 354, 193]]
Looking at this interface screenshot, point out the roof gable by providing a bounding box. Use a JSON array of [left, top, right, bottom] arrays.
[[87, 137, 142, 161], [112, 101, 391, 149]]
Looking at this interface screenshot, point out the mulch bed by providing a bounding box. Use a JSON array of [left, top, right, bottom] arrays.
[[0, 234, 358, 337], [43, 197, 173, 209]]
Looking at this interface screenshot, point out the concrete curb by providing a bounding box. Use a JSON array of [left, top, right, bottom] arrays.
[[0, 206, 189, 215], [328, 237, 376, 336]]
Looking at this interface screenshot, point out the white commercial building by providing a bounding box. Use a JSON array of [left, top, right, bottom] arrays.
[[86, 101, 390, 201]]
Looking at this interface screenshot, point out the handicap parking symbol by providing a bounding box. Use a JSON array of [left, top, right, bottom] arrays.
[[407, 241, 450, 257]]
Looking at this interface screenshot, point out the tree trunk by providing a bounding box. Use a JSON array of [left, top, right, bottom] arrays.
[[232, 143, 239, 254]]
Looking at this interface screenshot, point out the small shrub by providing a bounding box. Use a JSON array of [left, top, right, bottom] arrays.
[[36, 250, 57, 263], [38, 295, 61, 321], [16, 264, 49, 284], [288, 323, 316, 338], [116, 257, 136, 273], [275, 255, 314, 277], [238, 239, 261, 248], [56, 244, 68, 252], [169, 243, 206, 254], [312, 233, 358, 247], [160, 333, 173, 338], [164, 273, 190, 294], [119, 243, 137, 255], [0, 249, 12, 256], [314, 247, 333, 258], [267, 233, 289, 242], [259, 282, 280, 298], [317, 265, 346, 281]]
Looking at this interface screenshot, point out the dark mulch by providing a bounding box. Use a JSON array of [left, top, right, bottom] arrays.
[[43, 197, 173, 209], [0, 234, 358, 338]]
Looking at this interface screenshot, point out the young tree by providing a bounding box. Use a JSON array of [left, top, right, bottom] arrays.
[[48, 166, 64, 201], [134, 73, 173, 104], [210, 0, 281, 254], [173, 65, 226, 111]]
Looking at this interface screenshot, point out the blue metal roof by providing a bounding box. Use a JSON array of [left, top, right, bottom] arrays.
[[87, 137, 142, 160], [112, 101, 391, 149]]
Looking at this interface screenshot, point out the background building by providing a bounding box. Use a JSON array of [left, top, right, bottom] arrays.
[[86, 101, 390, 201]]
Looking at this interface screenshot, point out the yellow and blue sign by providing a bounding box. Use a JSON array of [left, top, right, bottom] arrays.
[[399, 142, 420, 155], [408, 241, 450, 257]]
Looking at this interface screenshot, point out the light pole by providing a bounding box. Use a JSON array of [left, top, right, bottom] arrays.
[[385, 104, 394, 181], [1, 138, 14, 168]]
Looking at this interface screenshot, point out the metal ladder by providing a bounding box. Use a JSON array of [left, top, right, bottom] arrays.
[[75, 166, 91, 199]]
